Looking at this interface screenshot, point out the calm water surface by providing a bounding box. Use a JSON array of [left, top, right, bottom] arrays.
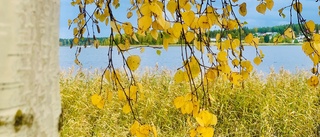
[[59, 45, 312, 73]]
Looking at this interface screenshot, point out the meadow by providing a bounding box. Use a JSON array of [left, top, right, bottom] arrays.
[[60, 68, 320, 136]]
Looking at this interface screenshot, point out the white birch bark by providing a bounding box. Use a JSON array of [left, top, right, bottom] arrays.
[[0, 0, 61, 136]]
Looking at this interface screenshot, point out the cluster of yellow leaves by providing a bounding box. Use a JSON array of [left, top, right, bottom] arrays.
[[174, 93, 200, 115], [256, 0, 274, 14], [91, 94, 105, 109], [244, 33, 259, 47], [299, 20, 320, 87], [173, 56, 200, 83], [118, 85, 141, 114], [190, 110, 218, 137], [173, 92, 218, 136], [130, 121, 157, 137], [307, 75, 319, 87]]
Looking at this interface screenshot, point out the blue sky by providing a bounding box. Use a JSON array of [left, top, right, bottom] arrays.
[[59, 0, 319, 38]]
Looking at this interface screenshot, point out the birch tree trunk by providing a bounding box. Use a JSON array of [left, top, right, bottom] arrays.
[[0, 0, 61, 136]]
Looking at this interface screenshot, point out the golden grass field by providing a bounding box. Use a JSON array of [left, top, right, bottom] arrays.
[[60, 68, 320, 136]]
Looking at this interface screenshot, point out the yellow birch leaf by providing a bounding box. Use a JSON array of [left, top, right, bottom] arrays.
[[156, 50, 161, 55], [241, 60, 253, 72], [128, 85, 138, 100], [220, 64, 231, 74], [306, 20, 315, 33], [140, 47, 145, 53], [167, 0, 177, 17], [194, 40, 204, 53], [105, 17, 109, 26], [217, 51, 228, 62], [186, 31, 195, 43], [196, 110, 217, 127], [174, 70, 185, 83], [307, 75, 319, 87], [227, 4, 232, 13], [150, 2, 162, 16], [172, 23, 182, 38], [302, 42, 313, 56], [181, 11, 195, 26], [293, 2, 302, 13], [311, 54, 319, 65], [278, 8, 286, 18], [140, 3, 151, 16], [104, 70, 111, 82], [253, 56, 262, 65], [239, 2, 247, 16], [186, 56, 201, 77], [163, 37, 169, 51], [132, 34, 139, 42], [251, 37, 259, 47], [256, 3, 267, 14], [122, 103, 131, 114], [91, 94, 101, 105], [127, 55, 141, 71], [118, 43, 129, 51], [152, 21, 162, 30], [223, 39, 231, 50], [245, 33, 253, 44], [196, 127, 214, 137], [93, 40, 99, 49], [156, 16, 167, 30], [190, 128, 197, 137], [150, 29, 158, 40], [284, 28, 295, 39], [127, 11, 133, 19], [227, 19, 237, 30], [207, 53, 213, 64], [232, 0, 238, 2], [138, 16, 152, 31], [174, 96, 185, 109], [216, 33, 221, 41], [241, 70, 249, 80], [106, 90, 113, 102], [110, 20, 121, 33], [130, 121, 140, 135], [232, 59, 240, 66], [198, 15, 210, 29], [205, 68, 218, 81], [118, 89, 126, 101], [182, 101, 193, 114], [192, 101, 200, 117], [266, 0, 274, 10], [232, 39, 240, 49], [196, 4, 201, 13], [73, 37, 79, 45], [123, 22, 134, 36], [96, 100, 105, 109], [179, 0, 188, 8], [183, 2, 192, 11], [190, 17, 199, 29], [68, 19, 72, 26]]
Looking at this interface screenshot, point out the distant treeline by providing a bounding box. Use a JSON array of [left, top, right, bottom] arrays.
[[60, 24, 320, 46]]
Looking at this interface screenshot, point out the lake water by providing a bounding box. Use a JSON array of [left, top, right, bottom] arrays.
[[59, 45, 313, 73]]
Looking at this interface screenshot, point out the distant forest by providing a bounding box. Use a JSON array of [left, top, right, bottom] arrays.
[[60, 24, 320, 46]]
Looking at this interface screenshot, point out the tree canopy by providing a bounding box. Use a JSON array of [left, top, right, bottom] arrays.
[[68, 0, 320, 136]]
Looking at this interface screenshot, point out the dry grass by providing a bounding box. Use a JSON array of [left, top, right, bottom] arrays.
[[60, 68, 320, 136]]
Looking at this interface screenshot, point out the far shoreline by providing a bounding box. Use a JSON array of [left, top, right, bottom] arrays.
[[60, 42, 302, 48]]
